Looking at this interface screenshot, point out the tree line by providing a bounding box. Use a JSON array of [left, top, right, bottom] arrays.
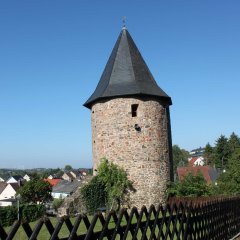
[[169, 147, 240, 197], [204, 132, 240, 168], [173, 132, 240, 171], [170, 132, 240, 197]]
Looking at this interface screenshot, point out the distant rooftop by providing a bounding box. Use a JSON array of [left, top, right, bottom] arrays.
[[177, 166, 220, 184], [52, 180, 80, 194], [44, 178, 61, 187], [0, 182, 7, 194]]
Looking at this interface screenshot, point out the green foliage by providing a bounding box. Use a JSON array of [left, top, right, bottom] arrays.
[[81, 176, 107, 214], [170, 133, 240, 197], [217, 148, 240, 195], [64, 165, 73, 171], [228, 132, 240, 156], [97, 159, 133, 206], [22, 204, 46, 222], [52, 199, 64, 211], [168, 172, 213, 197], [204, 143, 214, 166], [81, 159, 133, 214], [0, 205, 17, 227], [211, 133, 240, 169], [214, 135, 230, 168], [39, 168, 64, 179], [17, 178, 52, 204], [0, 204, 45, 227], [0, 169, 27, 181], [172, 145, 189, 173]]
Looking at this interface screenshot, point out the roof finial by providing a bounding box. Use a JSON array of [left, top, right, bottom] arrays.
[[122, 16, 127, 30]]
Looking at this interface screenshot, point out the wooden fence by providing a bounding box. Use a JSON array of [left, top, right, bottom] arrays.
[[0, 197, 240, 239]]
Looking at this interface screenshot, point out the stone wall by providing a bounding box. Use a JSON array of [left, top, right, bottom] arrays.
[[91, 97, 172, 209]]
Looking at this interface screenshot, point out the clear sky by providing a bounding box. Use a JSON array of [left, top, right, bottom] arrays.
[[0, 1, 240, 169]]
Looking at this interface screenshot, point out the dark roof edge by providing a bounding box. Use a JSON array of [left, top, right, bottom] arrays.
[[83, 93, 172, 109]]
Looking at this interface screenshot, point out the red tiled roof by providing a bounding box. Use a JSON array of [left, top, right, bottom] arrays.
[[44, 179, 61, 187], [188, 157, 199, 166], [177, 166, 212, 184]]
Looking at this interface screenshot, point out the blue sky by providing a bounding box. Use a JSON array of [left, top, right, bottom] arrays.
[[0, 1, 240, 169]]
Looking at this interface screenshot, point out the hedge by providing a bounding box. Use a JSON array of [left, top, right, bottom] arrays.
[[0, 204, 46, 227]]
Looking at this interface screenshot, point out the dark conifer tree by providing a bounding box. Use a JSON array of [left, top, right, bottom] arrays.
[[172, 145, 189, 174], [204, 142, 214, 166], [214, 135, 230, 168], [228, 132, 240, 156]]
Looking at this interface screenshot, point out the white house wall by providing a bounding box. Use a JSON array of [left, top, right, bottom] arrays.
[[0, 184, 16, 200], [0, 201, 13, 207], [51, 192, 69, 199], [23, 175, 31, 181], [194, 157, 205, 166]]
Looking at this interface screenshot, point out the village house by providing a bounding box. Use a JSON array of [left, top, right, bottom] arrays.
[[188, 156, 205, 166], [51, 180, 81, 199], [79, 170, 87, 176], [23, 174, 31, 182], [6, 175, 24, 184], [0, 182, 21, 207], [190, 147, 205, 157], [177, 166, 220, 184], [44, 178, 61, 187], [61, 172, 74, 182], [70, 170, 81, 180], [0, 182, 7, 196], [61, 170, 83, 182]]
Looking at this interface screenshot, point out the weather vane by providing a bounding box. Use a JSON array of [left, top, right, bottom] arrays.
[[122, 16, 127, 29]]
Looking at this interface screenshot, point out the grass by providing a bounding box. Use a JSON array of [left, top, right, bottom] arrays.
[[4, 217, 90, 240], [4, 214, 179, 240]]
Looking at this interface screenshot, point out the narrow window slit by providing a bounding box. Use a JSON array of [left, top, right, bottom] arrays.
[[131, 104, 138, 117]]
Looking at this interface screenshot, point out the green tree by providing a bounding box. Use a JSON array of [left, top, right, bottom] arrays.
[[40, 168, 64, 179], [228, 132, 240, 156], [214, 135, 230, 168], [64, 165, 73, 171], [97, 159, 134, 210], [167, 172, 213, 197], [204, 142, 214, 166], [172, 145, 189, 173], [0, 204, 45, 227], [17, 178, 52, 204], [81, 158, 133, 213], [217, 148, 240, 195]]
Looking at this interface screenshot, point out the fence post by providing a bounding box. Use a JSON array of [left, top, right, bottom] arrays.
[[183, 202, 192, 240]]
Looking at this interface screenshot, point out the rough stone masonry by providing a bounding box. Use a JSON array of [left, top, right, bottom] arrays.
[[91, 97, 172, 208], [84, 27, 173, 209]]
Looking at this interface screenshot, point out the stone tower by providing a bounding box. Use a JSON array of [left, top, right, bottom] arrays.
[[84, 28, 173, 208]]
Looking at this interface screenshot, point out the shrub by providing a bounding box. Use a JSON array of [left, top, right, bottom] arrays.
[[81, 158, 133, 214], [0, 206, 17, 227], [81, 175, 107, 214], [22, 204, 46, 222], [168, 172, 213, 197], [0, 204, 46, 227]]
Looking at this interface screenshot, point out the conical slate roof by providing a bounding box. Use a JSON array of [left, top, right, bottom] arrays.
[[84, 28, 172, 109]]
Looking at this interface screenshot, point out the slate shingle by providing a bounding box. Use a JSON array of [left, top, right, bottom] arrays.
[[84, 28, 172, 109]]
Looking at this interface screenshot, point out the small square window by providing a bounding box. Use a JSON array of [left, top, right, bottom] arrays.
[[131, 104, 138, 117]]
